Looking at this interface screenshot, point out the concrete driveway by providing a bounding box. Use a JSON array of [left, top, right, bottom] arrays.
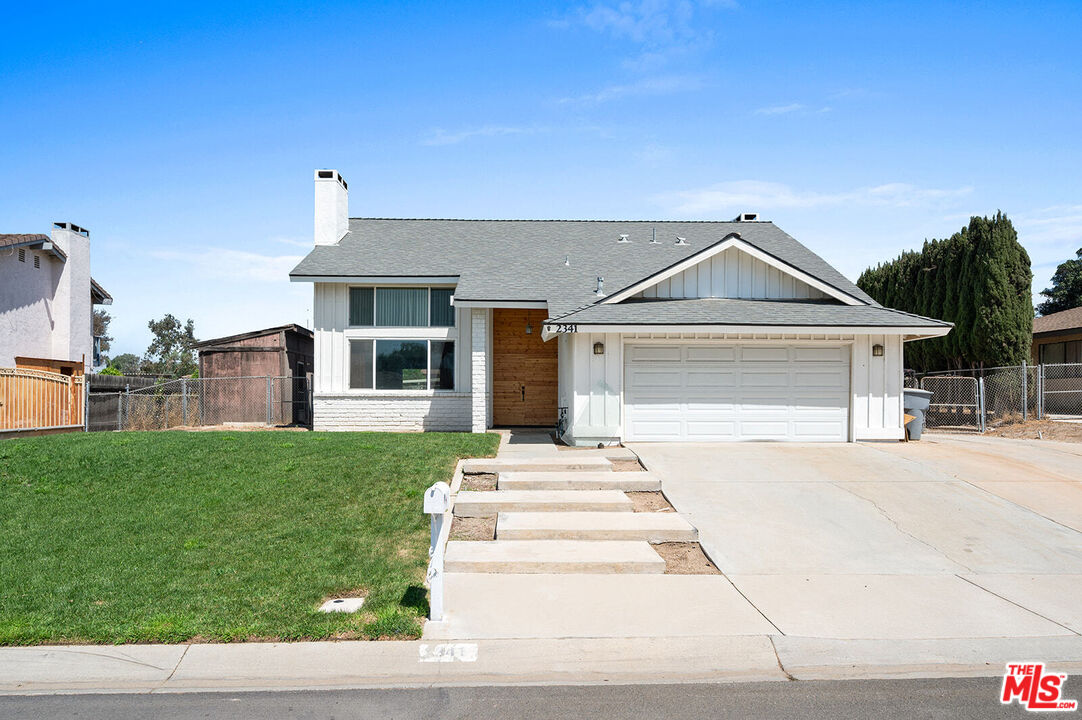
[[631, 434, 1082, 640]]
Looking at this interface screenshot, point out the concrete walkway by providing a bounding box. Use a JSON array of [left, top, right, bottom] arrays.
[[5, 634, 1082, 694], [432, 429, 717, 639], [632, 437, 1082, 641]]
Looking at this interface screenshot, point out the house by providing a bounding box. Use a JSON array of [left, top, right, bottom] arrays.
[[0, 223, 112, 370], [194, 324, 314, 425], [290, 170, 951, 443], [1032, 306, 1082, 365]]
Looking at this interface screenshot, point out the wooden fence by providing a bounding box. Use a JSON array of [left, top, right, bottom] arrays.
[[0, 368, 85, 432]]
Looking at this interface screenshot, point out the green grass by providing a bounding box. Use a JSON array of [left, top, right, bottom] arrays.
[[0, 430, 498, 645]]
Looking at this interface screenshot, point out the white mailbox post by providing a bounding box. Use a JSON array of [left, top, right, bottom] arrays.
[[424, 481, 451, 621]]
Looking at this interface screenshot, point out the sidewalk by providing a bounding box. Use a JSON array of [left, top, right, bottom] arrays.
[[4, 635, 1082, 695]]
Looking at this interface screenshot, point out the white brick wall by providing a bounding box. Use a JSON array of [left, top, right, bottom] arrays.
[[470, 308, 488, 433], [313, 393, 472, 432]]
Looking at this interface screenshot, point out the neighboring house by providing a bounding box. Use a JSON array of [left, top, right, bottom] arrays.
[[1032, 306, 1082, 365], [290, 170, 951, 443], [0, 223, 112, 370], [194, 324, 314, 425]]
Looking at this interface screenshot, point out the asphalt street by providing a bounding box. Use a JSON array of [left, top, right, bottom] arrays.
[[0, 677, 1037, 719]]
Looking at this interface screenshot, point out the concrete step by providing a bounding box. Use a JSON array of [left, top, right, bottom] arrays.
[[444, 540, 665, 574], [454, 490, 633, 518], [497, 512, 698, 543], [498, 471, 660, 491], [552, 446, 640, 460], [462, 457, 612, 474]]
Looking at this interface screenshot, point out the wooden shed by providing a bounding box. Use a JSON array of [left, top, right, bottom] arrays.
[[195, 324, 314, 425]]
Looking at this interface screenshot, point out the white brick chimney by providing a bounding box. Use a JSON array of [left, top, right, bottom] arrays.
[[314, 169, 349, 246]]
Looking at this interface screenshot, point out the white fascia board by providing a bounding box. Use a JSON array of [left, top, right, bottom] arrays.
[[543, 323, 951, 336], [601, 236, 865, 306], [290, 275, 459, 284], [902, 328, 954, 341], [451, 300, 547, 309]]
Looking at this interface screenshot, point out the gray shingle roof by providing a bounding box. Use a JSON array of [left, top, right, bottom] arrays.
[[0, 233, 67, 260], [289, 218, 879, 318], [547, 297, 952, 328]]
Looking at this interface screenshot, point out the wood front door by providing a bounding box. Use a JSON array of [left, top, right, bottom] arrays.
[[492, 308, 558, 426]]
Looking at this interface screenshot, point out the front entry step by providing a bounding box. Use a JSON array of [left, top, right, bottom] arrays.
[[461, 457, 612, 474], [444, 540, 665, 574], [454, 490, 633, 517], [498, 471, 660, 491], [497, 511, 698, 543]]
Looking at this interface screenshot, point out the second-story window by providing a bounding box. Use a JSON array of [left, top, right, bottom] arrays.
[[348, 286, 455, 328]]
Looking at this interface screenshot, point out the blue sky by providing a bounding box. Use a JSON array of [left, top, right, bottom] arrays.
[[2, 1, 1080, 356]]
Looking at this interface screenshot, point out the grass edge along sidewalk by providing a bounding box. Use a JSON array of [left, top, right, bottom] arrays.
[[0, 430, 498, 645]]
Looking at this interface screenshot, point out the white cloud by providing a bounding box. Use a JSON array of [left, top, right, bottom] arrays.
[[655, 180, 974, 214], [271, 235, 312, 248], [754, 103, 805, 116], [421, 125, 536, 146], [558, 74, 703, 105], [567, 0, 735, 46], [754, 103, 832, 116], [1013, 205, 1082, 247], [150, 248, 303, 283]]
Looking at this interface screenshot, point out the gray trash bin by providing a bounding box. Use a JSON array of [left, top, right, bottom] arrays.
[[902, 388, 934, 440]]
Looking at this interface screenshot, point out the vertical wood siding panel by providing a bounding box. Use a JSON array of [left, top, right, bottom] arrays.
[[852, 335, 870, 436], [698, 261, 712, 297]]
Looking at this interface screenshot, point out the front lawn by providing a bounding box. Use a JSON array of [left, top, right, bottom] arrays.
[[0, 430, 498, 645]]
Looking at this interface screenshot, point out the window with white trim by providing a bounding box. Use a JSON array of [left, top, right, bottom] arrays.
[[349, 339, 455, 390], [346, 285, 458, 390], [348, 286, 455, 328]]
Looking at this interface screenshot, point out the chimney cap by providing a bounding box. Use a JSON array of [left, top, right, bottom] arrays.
[[734, 212, 759, 222], [315, 169, 347, 190], [52, 222, 89, 237]]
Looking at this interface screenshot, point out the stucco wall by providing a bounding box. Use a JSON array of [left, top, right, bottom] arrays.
[[0, 248, 63, 367]]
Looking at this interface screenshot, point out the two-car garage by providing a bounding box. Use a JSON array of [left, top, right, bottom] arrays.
[[623, 343, 851, 442]]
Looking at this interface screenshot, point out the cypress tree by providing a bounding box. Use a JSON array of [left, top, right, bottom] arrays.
[[856, 213, 1032, 372]]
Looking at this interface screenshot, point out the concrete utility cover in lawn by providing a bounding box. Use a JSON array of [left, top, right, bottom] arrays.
[[631, 437, 1082, 640]]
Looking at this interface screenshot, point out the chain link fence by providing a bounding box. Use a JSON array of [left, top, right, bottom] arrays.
[[87, 376, 311, 432], [910, 362, 1082, 433]]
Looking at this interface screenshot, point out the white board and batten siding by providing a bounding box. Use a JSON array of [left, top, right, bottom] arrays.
[[850, 334, 905, 440], [636, 246, 828, 300], [311, 283, 473, 431], [562, 332, 905, 444]]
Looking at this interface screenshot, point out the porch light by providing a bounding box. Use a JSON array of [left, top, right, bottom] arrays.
[[525, 322, 533, 335], [872, 344, 884, 357], [593, 342, 605, 355]]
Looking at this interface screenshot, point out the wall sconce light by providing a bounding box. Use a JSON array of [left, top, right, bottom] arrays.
[[525, 322, 533, 335], [593, 342, 605, 355], [872, 344, 884, 357]]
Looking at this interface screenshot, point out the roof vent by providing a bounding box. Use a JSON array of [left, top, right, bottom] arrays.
[[564, 254, 570, 267], [734, 212, 759, 222], [595, 276, 605, 297], [617, 234, 630, 243], [650, 228, 659, 244], [675, 236, 688, 246]]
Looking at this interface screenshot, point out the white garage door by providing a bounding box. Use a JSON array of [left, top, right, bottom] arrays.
[[624, 344, 850, 442]]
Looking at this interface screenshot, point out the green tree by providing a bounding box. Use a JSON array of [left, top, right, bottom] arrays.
[[143, 314, 199, 377], [1037, 248, 1082, 316], [92, 309, 113, 354], [108, 353, 142, 375], [857, 213, 1032, 372]]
